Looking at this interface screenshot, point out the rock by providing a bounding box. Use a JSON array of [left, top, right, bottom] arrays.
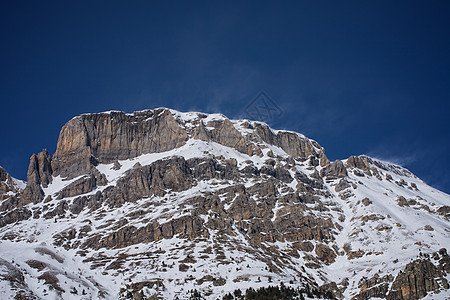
[[347, 250, 365, 260], [0, 167, 22, 200], [423, 225, 434, 231], [107, 157, 194, 205], [295, 171, 324, 189], [112, 160, 121, 170], [87, 215, 206, 249], [293, 241, 314, 252], [43, 200, 68, 219], [395, 179, 408, 187], [21, 156, 44, 205], [346, 156, 371, 174], [192, 120, 211, 141], [319, 150, 330, 167], [213, 277, 226, 286], [49, 108, 330, 184], [387, 256, 448, 300], [315, 243, 336, 265], [36, 149, 53, 188], [261, 165, 292, 182], [361, 197, 372, 206], [436, 206, 450, 219], [274, 167, 293, 183], [204, 119, 247, 153], [20, 150, 53, 205], [253, 123, 322, 160], [353, 249, 450, 299], [335, 179, 351, 192], [57, 174, 100, 199], [0, 207, 32, 227], [353, 274, 392, 300], [397, 196, 407, 207], [52, 109, 189, 179], [0, 167, 9, 187], [320, 160, 348, 179]]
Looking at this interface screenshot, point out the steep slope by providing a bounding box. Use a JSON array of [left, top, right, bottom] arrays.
[[0, 108, 449, 299], [0, 166, 25, 198]]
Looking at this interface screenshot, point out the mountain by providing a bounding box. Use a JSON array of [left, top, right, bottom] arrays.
[[0, 108, 449, 300]]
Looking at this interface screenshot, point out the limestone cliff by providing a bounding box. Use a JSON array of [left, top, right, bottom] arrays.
[[51, 109, 189, 179], [50, 109, 329, 181]]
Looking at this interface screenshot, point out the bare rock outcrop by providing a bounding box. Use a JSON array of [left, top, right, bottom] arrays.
[[315, 243, 337, 265], [36, 149, 53, 188], [346, 156, 371, 173], [52, 109, 189, 179], [354, 249, 450, 300], [56, 170, 106, 200], [85, 215, 206, 249], [21, 150, 53, 205], [354, 274, 393, 300], [202, 118, 247, 153], [0, 207, 32, 227], [253, 123, 326, 162], [0, 167, 22, 199], [320, 160, 348, 179], [387, 251, 449, 300]]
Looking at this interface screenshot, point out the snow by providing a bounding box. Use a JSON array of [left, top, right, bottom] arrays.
[[42, 175, 86, 198], [95, 138, 287, 186], [12, 177, 26, 190]]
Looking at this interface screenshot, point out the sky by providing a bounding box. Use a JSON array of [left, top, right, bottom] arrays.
[[1, 1, 449, 194]]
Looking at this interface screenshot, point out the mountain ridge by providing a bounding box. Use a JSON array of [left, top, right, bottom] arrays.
[[0, 107, 449, 299]]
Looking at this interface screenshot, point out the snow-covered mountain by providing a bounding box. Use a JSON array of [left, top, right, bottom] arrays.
[[0, 108, 449, 299]]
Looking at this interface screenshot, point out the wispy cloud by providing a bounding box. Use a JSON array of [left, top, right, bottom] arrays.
[[366, 150, 419, 167]]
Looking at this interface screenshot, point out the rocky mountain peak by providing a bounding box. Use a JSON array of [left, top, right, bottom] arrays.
[[0, 108, 448, 299], [50, 108, 328, 181]]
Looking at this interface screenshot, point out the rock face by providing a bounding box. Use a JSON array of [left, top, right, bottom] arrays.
[[346, 156, 371, 173], [354, 249, 450, 300], [0, 167, 22, 199], [386, 249, 450, 300], [51, 108, 328, 180], [51, 109, 189, 179], [320, 160, 347, 179], [314, 243, 337, 264], [21, 149, 53, 205], [56, 170, 106, 200], [0, 108, 449, 300]]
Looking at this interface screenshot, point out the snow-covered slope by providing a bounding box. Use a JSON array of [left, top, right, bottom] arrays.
[[0, 108, 449, 299]]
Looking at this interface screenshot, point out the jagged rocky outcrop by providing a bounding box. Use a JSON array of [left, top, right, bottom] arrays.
[[20, 149, 53, 205], [0, 167, 22, 199], [51, 109, 189, 179], [56, 169, 107, 200], [354, 249, 450, 300], [320, 160, 347, 179], [50, 108, 329, 180]]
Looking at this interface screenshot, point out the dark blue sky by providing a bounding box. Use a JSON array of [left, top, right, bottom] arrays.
[[1, 1, 449, 193]]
